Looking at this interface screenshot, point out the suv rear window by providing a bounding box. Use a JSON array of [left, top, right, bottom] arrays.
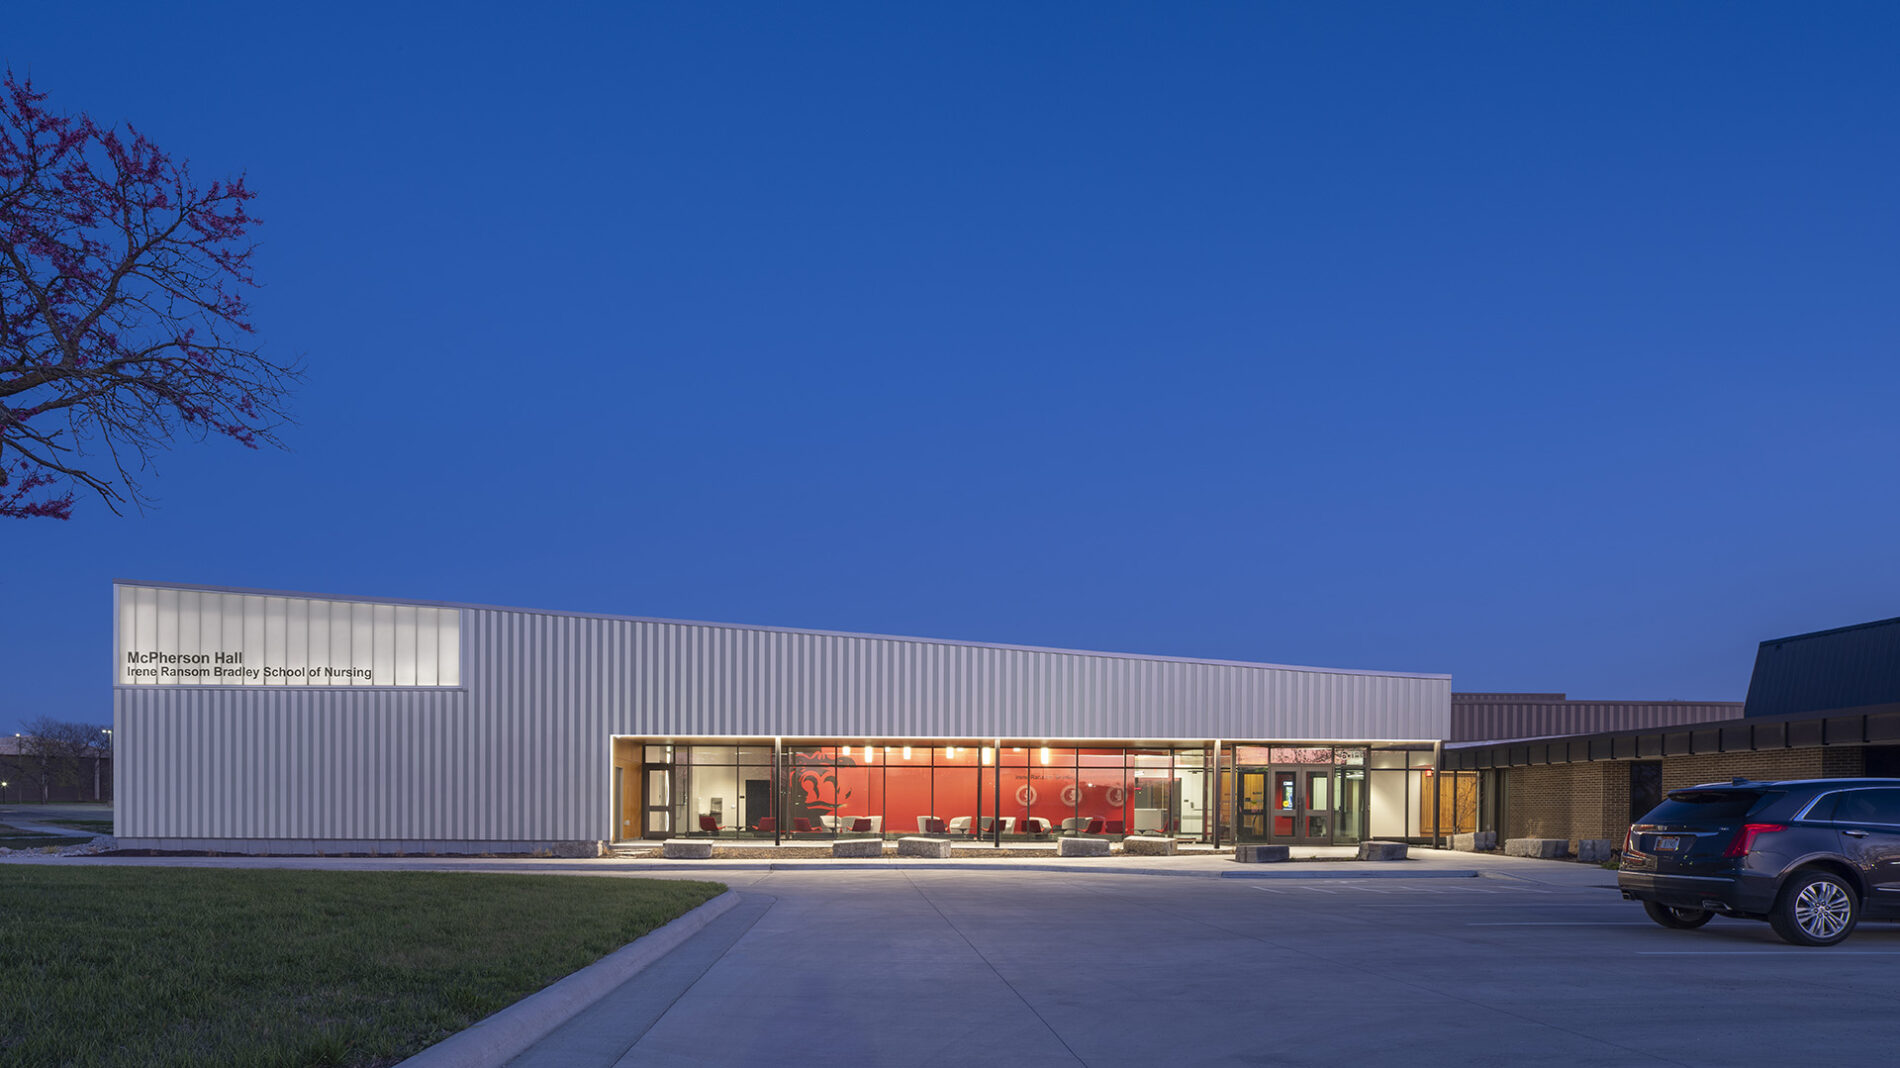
[[1639, 790, 1765, 823]]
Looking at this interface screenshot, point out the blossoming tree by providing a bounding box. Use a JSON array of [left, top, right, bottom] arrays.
[[0, 72, 296, 519]]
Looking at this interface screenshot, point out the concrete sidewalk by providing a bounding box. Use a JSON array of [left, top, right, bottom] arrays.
[[0, 816, 98, 837], [0, 804, 109, 838], [0, 845, 1618, 889]]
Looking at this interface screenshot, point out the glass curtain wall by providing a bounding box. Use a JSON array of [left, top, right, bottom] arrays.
[[658, 742, 1217, 840], [654, 741, 1414, 842], [670, 745, 776, 835], [1367, 747, 1437, 842], [1420, 770, 1479, 838], [1333, 748, 1366, 845]]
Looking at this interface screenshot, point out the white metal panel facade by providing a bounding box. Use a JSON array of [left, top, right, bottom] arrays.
[[115, 581, 1450, 845]]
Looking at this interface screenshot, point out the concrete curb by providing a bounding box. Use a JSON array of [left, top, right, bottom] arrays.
[[396, 888, 741, 1068], [1218, 867, 1479, 880]]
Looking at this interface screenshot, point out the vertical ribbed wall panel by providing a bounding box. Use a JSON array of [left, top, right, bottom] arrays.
[[117, 583, 1449, 843]]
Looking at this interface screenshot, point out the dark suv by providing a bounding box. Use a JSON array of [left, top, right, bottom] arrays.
[[1619, 777, 1900, 946]]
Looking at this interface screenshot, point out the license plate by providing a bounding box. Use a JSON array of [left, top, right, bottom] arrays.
[[1655, 836, 1680, 852]]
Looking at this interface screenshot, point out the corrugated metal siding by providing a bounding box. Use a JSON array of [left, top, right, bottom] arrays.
[[1744, 616, 1900, 718], [118, 584, 1450, 843], [1450, 693, 1744, 743]]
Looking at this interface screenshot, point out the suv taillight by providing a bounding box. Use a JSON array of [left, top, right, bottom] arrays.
[[1722, 823, 1786, 858], [1623, 827, 1637, 854]]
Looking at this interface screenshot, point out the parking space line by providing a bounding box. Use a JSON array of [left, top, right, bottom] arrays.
[[1638, 950, 1900, 956], [1468, 921, 1650, 926]]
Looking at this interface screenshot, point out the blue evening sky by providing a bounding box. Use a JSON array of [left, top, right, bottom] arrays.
[[5, 4, 1898, 733]]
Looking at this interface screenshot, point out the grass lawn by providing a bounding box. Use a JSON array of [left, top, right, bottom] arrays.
[[0, 866, 725, 1068]]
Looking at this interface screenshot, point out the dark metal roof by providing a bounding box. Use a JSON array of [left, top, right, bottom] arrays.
[[1450, 692, 1744, 743], [1744, 615, 1900, 719], [1443, 701, 1900, 771]]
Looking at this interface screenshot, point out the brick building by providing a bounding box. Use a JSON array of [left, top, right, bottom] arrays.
[[1446, 615, 1900, 851]]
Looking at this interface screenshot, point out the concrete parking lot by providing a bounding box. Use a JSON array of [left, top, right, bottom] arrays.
[[513, 864, 1900, 1067]]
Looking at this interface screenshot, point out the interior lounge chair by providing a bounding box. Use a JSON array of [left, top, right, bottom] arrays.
[[849, 817, 874, 833], [921, 817, 946, 834], [1060, 817, 1089, 834], [755, 816, 777, 832], [698, 814, 720, 833], [1083, 817, 1105, 834], [948, 816, 973, 835], [1020, 818, 1047, 835], [1103, 819, 1125, 835], [793, 817, 821, 833]]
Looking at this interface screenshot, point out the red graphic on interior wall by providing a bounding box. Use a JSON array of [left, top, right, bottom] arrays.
[[1060, 784, 1080, 806], [787, 747, 852, 823], [1016, 785, 1038, 806]]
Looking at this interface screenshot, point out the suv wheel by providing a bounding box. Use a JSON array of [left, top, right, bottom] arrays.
[[1770, 870, 1858, 946], [1641, 901, 1713, 929]]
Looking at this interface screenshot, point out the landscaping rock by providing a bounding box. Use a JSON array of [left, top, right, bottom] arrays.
[[1575, 838, 1615, 863], [661, 839, 713, 859], [53, 836, 119, 858], [1058, 837, 1111, 857], [1234, 844, 1290, 863], [1504, 837, 1569, 859], [831, 838, 884, 858], [896, 836, 952, 858], [1357, 841, 1408, 861], [1450, 832, 1497, 852], [1121, 835, 1176, 856], [549, 840, 603, 859]]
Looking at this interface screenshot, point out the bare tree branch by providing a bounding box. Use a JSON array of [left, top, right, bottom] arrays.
[[0, 71, 299, 519]]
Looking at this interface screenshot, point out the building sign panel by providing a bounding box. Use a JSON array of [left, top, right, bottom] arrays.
[[115, 585, 460, 687]]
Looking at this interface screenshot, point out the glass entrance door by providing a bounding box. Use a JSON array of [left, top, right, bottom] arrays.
[[1268, 766, 1332, 845], [643, 764, 672, 837], [1239, 770, 1268, 841]]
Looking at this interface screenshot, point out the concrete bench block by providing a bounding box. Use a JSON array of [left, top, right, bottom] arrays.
[[1235, 844, 1291, 863], [1357, 841, 1408, 861], [662, 839, 712, 859], [1450, 832, 1498, 852], [1504, 838, 1569, 859], [1575, 838, 1615, 863], [831, 838, 884, 858], [1121, 835, 1176, 856], [896, 836, 953, 858], [1059, 837, 1111, 857]]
